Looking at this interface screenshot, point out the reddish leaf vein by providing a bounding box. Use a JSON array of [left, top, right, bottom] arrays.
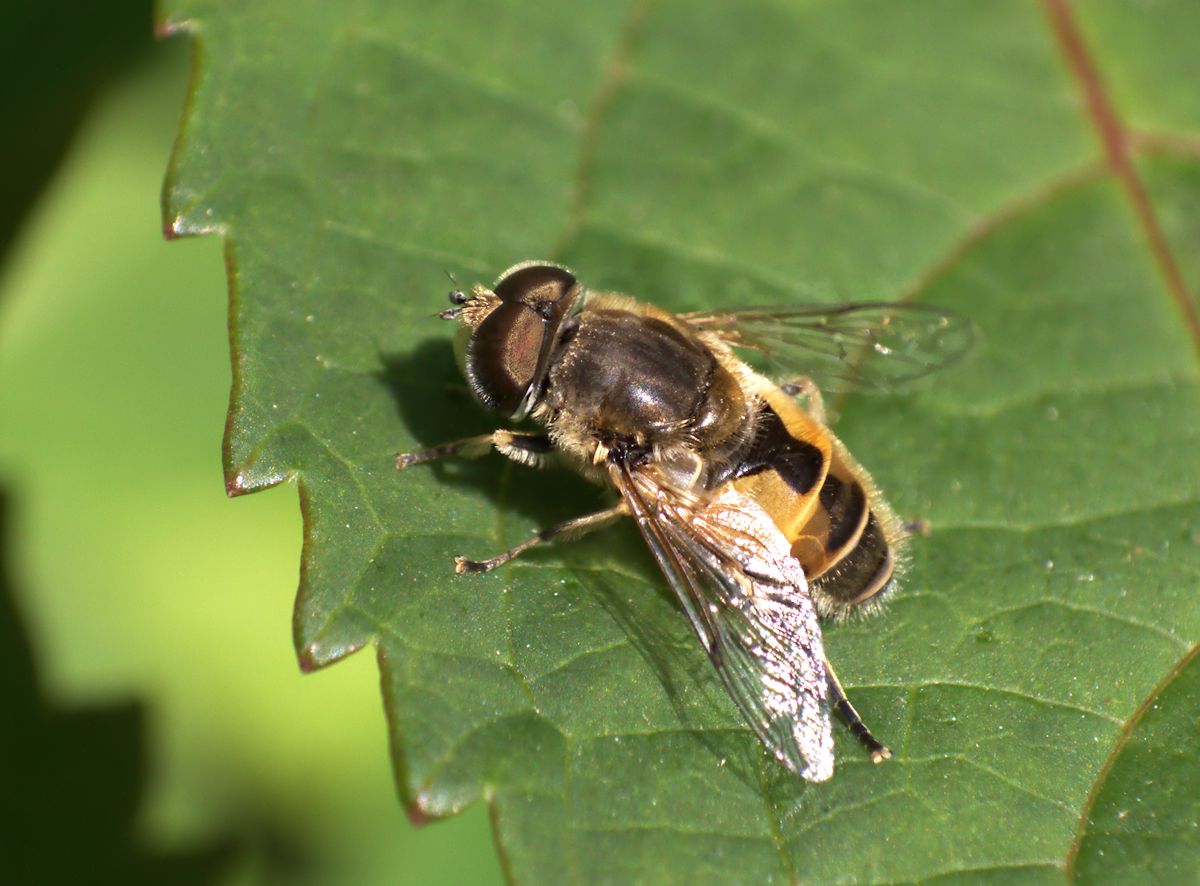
[[1042, 0, 1200, 359]]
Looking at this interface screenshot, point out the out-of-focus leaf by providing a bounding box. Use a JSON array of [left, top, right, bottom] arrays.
[[0, 44, 504, 881], [160, 0, 1200, 881], [0, 492, 232, 884], [0, 0, 153, 259]]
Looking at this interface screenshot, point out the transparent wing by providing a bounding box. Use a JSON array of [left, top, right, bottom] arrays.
[[609, 458, 834, 781], [682, 302, 975, 393]]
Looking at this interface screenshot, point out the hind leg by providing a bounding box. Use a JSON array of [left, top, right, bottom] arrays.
[[825, 659, 891, 764]]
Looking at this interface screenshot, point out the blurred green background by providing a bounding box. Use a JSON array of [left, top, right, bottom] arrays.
[[0, 16, 502, 886]]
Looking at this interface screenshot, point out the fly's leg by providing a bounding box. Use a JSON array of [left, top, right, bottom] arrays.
[[825, 658, 892, 764], [781, 376, 826, 425], [396, 434, 492, 467], [455, 504, 627, 574], [397, 433, 625, 573], [396, 430, 553, 469]]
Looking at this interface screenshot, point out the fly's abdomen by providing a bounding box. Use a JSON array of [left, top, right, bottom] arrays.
[[727, 389, 902, 618], [798, 440, 900, 616]]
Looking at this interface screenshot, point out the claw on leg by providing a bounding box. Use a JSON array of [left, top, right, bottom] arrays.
[[396, 431, 552, 470], [454, 552, 517, 574], [396, 435, 493, 469]]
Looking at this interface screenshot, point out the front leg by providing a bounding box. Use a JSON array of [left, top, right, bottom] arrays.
[[396, 429, 553, 469], [397, 434, 625, 574]]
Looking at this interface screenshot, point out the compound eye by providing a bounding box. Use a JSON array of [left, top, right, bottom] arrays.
[[494, 263, 577, 320], [464, 262, 581, 417], [468, 302, 545, 415], [448, 289, 468, 305]]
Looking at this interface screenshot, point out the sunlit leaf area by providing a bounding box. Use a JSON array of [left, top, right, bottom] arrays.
[[2, 1, 1198, 883]]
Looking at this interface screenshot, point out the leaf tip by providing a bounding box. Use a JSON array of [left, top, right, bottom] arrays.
[[224, 470, 286, 497], [154, 15, 194, 40], [224, 474, 246, 497], [297, 638, 367, 672], [405, 803, 430, 828], [162, 214, 185, 242], [165, 216, 224, 241], [296, 645, 322, 673]]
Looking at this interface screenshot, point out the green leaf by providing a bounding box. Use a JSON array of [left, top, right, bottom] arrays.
[[1069, 648, 1200, 882], [161, 0, 1200, 881]]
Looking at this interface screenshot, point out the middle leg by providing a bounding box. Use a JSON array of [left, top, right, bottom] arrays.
[[455, 503, 628, 574]]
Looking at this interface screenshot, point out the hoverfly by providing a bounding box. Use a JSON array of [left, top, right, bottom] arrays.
[[397, 261, 971, 781]]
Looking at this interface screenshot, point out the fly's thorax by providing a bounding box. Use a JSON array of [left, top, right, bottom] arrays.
[[542, 300, 750, 455]]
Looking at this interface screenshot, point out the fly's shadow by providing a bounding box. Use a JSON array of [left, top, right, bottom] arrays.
[[374, 338, 607, 552], [566, 533, 789, 792]]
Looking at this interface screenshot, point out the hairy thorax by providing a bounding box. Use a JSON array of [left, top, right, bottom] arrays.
[[539, 303, 750, 472]]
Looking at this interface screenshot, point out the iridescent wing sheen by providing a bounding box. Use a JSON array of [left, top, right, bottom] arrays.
[[609, 458, 834, 781], [682, 302, 974, 393]]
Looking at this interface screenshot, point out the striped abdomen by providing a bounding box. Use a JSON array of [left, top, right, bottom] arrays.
[[722, 391, 901, 617]]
